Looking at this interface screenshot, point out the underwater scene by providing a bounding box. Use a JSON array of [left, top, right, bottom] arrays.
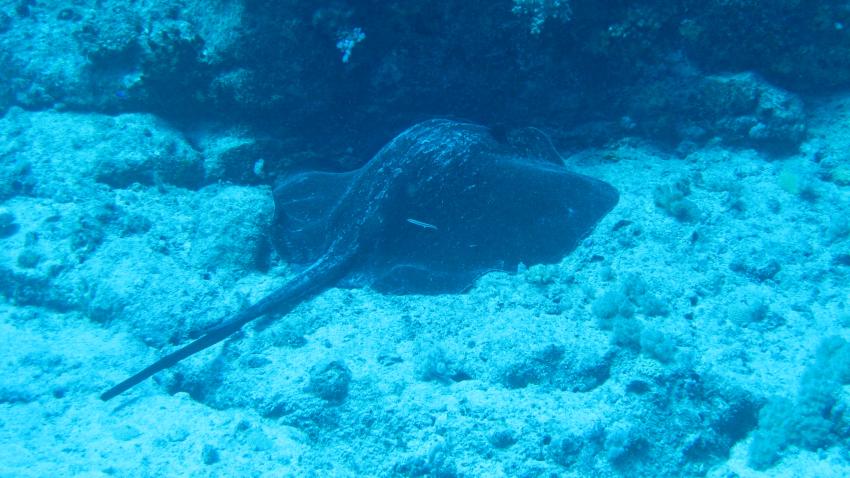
[[1, 1, 850, 476]]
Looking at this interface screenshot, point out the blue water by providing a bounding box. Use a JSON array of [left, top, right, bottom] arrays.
[[1, 1, 849, 477]]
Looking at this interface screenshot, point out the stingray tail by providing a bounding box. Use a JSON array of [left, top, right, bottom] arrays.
[[100, 258, 342, 401]]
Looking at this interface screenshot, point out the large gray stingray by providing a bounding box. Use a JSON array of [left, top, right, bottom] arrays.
[[101, 119, 619, 401]]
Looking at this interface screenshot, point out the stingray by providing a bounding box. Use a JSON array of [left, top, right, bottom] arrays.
[[101, 119, 619, 401]]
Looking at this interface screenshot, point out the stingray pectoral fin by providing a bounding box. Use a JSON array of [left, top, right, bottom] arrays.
[[272, 170, 355, 264], [101, 257, 343, 401]]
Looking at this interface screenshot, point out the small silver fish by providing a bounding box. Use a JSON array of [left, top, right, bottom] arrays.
[[406, 218, 438, 230]]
